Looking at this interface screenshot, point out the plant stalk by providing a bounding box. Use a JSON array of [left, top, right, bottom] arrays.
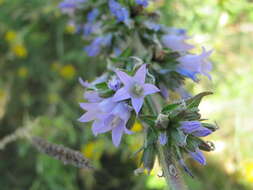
[[157, 144, 188, 190], [148, 96, 188, 190]]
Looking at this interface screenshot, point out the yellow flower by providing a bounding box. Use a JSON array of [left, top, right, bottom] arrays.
[[17, 67, 28, 78], [131, 121, 143, 132], [5, 30, 17, 42], [243, 161, 253, 183], [12, 44, 27, 58], [59, 64, 76, 79], [65, 23, 76, 34], [82, 141, 102, 161]]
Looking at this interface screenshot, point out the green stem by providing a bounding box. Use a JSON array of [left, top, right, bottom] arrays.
[[148, 96, 188, 190], [157, 144, 188, 190]]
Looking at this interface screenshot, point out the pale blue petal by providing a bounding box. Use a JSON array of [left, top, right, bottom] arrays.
[[131, 97, 144, 114], [113, 87, 131, 102], [116, 70, 133, 86], [112, 125, 124, 147], [189, 149, 206, 165], [134, 64, 146, 84], [143, 84, 160, 95]]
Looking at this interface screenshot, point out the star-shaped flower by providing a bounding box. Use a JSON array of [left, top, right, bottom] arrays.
[[113, 64, 160, 114]]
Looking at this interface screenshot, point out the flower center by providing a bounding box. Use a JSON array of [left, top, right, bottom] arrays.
[[110, 116, 122, 128], [131, 83, 144, 97]]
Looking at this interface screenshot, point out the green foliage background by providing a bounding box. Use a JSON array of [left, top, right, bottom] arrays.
[[0, 0, 252, 189]]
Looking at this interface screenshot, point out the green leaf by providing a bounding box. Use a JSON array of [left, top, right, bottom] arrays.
[[95, 82, 108, 90], [139, 115, 157, 126], [119, 47, 132, 58], [161, 103, 179, 114], [202, 123, 219, 131], [186, 91, 213, 108]]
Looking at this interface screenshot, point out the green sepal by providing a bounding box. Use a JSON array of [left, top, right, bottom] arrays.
[[171, 129, 187, 147], [126, 112, 136, 130], [202, 122, 219, 132]]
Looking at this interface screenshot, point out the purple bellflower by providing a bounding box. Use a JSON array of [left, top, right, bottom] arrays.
[[158, 132, 168, 145], [135, 0, 149, 7], [179, 121, 212, 165], [87, 8, 99, 23], [108, 76, 122, 91], [179, 121, 212, 137], [59, 0, 85, 15], [162, 33, 194, 52], [188, 148, 206, 165], [79, 97, 132, 147], [92, 102, 132, 147], [109, 0, 130, 25], [83, 9, 101, 36], [84, 34, 112, 56], [113, 64, 160, 114], [144, 21, 161, 32], [176, 47, 213, 81]]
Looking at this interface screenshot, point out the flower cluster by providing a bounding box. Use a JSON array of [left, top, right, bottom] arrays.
[[58, 0, 218, 178], [79, 64, 160, 146]]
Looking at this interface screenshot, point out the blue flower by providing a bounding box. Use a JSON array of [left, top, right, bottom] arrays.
[[158, 132, 168, 145], [59, 0, 85, 15], [179, 121, 212, 137], [144, 21, 161, 32], [109, 0, 130, 25], [135, 0, 149, 7], [176, 47, 213, 81], [113, 64, 160, 114], [79, 97, 132, 147], [84, 34, 112, 56], [108, 76, 122, 91], [87, 8, 99, 23], [162, 33, 194, 52], [188, 148, 206, 165]]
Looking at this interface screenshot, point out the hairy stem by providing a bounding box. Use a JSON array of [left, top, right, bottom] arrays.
[[148, 96, 188, 190], [157, 144, 188, 190]]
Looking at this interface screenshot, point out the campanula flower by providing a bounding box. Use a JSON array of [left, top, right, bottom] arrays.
[[59, 0, 85, 15], [87, 8, 99, 23], [109, 0, 130, 25], [176, 47, 213, 81], [179, 121, 212, 137], [84, 34, 112, 56], [158, 132, 168, 145], [162, 33, 194, 52], [108, 76, 122, 91], [83, 22, 101, 36], [135, 0, 149, 7], [113, 64, 160, 114], [92, 102, 132, 147], [144, 21, 161, 32]]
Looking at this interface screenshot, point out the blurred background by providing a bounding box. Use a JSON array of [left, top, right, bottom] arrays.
[[0, 0, 253, 189]]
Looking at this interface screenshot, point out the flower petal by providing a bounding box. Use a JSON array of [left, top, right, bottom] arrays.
[[92, 119, 112, 136], [113, 87, 131, 102], [189, 149, 206, 165], [191, 127, 212, 137], [79, 102, 98, 110], [78, 111, 97, 122], [143, 84, 160, 95], [116, 70, 132, 86], [112, 125, 124, 147], [131, 97, 144, 114], [134, 64, 146, 84]]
